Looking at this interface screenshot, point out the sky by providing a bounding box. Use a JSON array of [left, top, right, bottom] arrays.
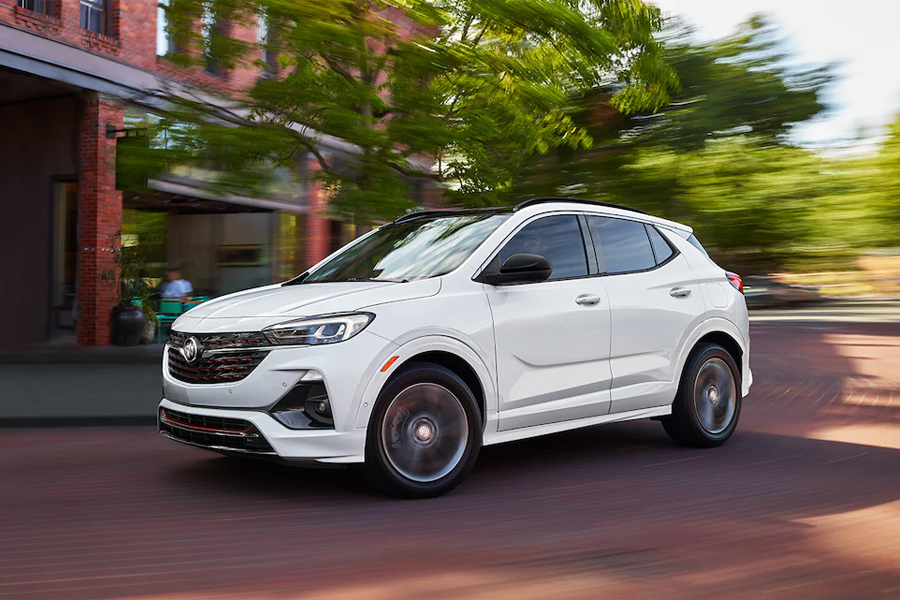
[[652, 0, 900, 150]]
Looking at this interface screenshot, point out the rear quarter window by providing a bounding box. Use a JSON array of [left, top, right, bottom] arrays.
[[646, 225, 675, 264], [686, 234, 709, 257]]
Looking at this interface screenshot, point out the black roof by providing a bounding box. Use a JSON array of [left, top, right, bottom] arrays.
[[393, 197, 647, 224]]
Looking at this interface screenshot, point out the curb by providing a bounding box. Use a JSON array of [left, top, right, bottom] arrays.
[[0, 416, 157, 428], [0, 351, 162, 365]]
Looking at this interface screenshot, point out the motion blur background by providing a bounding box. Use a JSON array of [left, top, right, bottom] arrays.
[[1, 2, 899, 599], [1, 0, 898, 352]]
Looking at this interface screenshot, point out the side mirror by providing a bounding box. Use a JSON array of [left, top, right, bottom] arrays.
[[481, 253, 552, 286]]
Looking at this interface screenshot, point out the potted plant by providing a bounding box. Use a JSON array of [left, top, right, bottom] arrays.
[[102, 231, 160, 346]]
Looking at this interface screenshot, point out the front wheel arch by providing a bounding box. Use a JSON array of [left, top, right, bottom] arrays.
[[388, 351, 486, 426], [353, 335, 497, 431]]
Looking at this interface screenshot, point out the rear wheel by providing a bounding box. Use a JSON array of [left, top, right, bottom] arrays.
[[365, 363, 482, 498], [662, 343, 741, 447]]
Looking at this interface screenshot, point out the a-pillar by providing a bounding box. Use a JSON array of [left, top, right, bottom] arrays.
[[304, 156, 331, 267], [76, 93, 123, 346]]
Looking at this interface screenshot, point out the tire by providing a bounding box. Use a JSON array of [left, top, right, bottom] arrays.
[[662, 343, 741, 447], [365, 362, 482, 499]]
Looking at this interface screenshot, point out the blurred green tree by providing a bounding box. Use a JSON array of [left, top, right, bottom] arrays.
[[513, 15, 848, 272], [516, 15, 831, 208], [143, 0, 677, 223], [867, 115, 900, 246]]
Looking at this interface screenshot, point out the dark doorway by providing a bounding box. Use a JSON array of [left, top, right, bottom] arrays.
[[51, 180, 78, 334]]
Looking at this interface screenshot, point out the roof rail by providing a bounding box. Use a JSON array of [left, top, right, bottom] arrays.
[[393, 206, 511, 224], [514, 197, 649, 215]]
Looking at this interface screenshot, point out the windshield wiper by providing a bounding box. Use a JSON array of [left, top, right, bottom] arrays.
[[282, 272, 309, 286], [347, 277, 409, 283]]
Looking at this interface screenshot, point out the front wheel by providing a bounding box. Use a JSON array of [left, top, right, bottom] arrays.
[[365, 363, 482, 498], [662, 343, 741, 447]]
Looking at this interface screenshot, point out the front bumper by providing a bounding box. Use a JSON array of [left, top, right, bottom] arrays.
[[158, 399, 366, 464]]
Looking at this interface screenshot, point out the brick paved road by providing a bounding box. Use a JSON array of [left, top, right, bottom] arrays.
[[1, 321, 899, 600]]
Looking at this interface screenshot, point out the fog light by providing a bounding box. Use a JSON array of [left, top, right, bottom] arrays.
[[305, 392, 333, 426]]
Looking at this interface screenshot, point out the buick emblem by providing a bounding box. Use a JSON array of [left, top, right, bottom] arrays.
[[180, 337, 203, 364]]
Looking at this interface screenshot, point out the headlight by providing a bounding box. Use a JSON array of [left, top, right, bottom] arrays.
[[262, 312, 374, 346]]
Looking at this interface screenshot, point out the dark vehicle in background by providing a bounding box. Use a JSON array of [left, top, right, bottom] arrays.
[[743, 276, 822, 309]]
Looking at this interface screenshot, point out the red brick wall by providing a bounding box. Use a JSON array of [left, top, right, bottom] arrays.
[[115, 0, 157, 70], [76, 94, 123, 346]]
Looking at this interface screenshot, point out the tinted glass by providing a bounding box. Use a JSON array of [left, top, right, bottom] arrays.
[[498, 215, 588, 280], [646, 225, 675, 264], [591, 216, 656, 274], [686, 233, 709, 257], [297, 213, 510, 283]]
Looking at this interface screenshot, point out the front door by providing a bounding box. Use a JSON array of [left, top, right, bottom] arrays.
[[483, 214, 612, 431]]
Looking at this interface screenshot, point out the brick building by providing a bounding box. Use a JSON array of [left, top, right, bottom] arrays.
[[0, 0, 438, 349]]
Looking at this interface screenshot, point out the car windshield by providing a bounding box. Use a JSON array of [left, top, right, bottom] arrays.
[[293, 212, 510, 284]]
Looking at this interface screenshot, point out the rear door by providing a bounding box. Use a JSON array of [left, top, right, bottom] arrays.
[[587, 216, 705, 413], [483, 214, 613, 431]]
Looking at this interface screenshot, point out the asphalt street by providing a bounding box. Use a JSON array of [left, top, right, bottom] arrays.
[[1, 310, 899, 599]]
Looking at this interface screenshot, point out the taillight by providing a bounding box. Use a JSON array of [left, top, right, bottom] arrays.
[[726, 271, 743, 294]]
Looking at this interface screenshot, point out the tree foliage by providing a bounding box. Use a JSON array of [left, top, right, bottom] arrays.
[[510, 15, 899, 273], [147, 0, 676, 222]]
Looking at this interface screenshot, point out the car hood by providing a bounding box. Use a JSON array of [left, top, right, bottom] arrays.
[[180, 279, 442, 324]]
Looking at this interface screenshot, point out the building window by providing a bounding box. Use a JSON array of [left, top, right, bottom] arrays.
[[201, 2, 228, 75], [156, 0, 169, 56], [18, 0, 50, 14], [258, 9, 278, 76], [157, 0, 186, 56], [80, 0, 106, 35]]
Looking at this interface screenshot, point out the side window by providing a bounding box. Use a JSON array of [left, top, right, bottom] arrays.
[[591, 216, 656, 274], [497, 215, 588, 280], [686, 233, 709, 257], [646, 225, 675, 264]]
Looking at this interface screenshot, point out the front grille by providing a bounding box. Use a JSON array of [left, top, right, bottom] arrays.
[[167, 331, 271, 384], [160, 408, 275, 454], [167, 347, 268, 383]]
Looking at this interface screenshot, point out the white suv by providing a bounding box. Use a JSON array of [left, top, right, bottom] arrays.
[[159, 198, 751, 498]]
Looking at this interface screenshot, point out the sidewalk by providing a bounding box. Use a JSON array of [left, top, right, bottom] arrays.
[[0, 338, 162, 426]]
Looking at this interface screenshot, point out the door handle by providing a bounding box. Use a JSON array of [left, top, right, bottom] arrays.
[[575, 294, 601, 306], [670, 287, 692, 298]]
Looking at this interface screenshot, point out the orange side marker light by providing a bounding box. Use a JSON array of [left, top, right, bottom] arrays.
[[381, 355, 399, 372]]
